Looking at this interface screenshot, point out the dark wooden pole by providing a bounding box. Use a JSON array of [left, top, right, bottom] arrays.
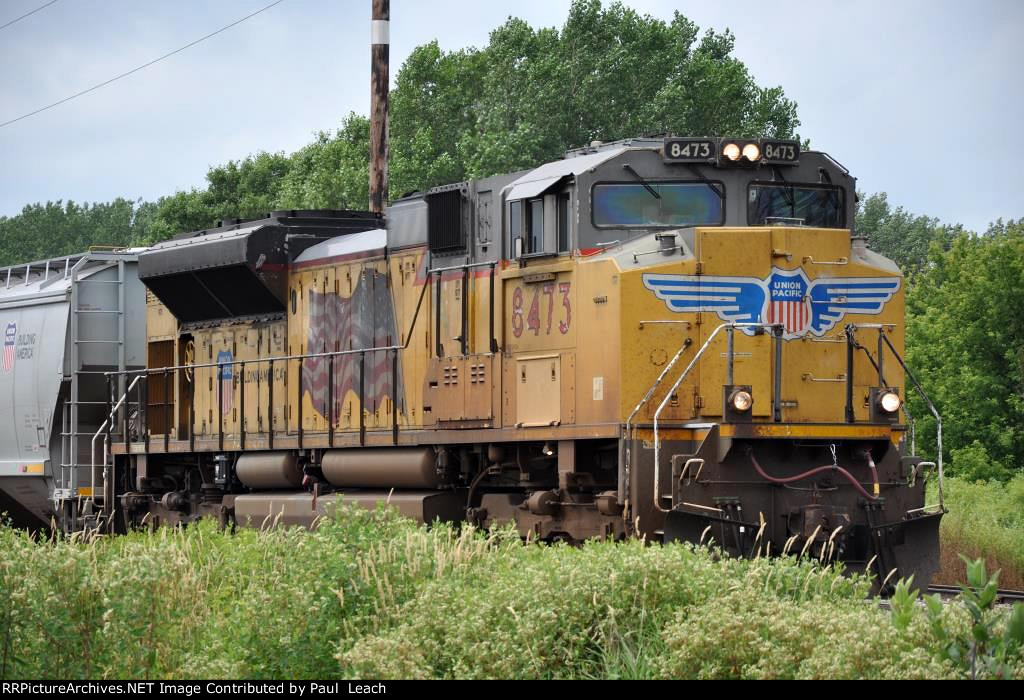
[[369, 0, 390, 215]]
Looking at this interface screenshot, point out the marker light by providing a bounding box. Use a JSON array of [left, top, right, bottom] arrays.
[[722, 142, 741, 161], [879, 391, 902, 413], [730, 390, 753, 412], [742, 143, 761, 161]]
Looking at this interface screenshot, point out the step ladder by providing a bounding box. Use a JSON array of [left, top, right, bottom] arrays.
[[55, 256, 129, 517]]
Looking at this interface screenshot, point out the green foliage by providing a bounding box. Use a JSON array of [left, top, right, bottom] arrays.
[[855, 192, 963, 272], [338, 540, 865, 679], [389, 42, 485, 195], [4, 507, 1021, 680], [905, 220, 1024, 479], [890, 576, 918, 632], [141, 150, 295, 243], [658, 588, 952, 679], [275, 114, 371, 211], [441, 1, 800, 181], [934, 475, 1024, 588], [0, 505, 443, 679], [924, 558, 1024, 680], [0, 199, 147, 267]]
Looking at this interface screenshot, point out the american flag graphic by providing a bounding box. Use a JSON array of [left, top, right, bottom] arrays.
[[301, 269, 402, 423], [216, 350, 234, 415], [2, 322, 15, 374], [767, 270, 810, 335], [768, 297, 809, 334]]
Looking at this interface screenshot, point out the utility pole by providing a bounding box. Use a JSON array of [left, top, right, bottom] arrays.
[[369, 0, 390, 216]]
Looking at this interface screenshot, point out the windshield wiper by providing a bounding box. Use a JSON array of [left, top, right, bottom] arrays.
[[818, 167, 840, 212], [685, 164, 724, 200], [772, 165, 796, 212], [622, 164, 660, 199]]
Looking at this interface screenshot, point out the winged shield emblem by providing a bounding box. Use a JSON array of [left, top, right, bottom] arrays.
[[643, 268, 901, 340]]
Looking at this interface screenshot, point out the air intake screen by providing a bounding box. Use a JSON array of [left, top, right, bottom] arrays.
[[427, 189, 466, 254]]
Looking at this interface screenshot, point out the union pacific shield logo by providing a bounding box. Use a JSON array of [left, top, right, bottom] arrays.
[[216, 350, 233, 415], [643, 268, 901, 340], [2, 322, 15, 373], [767, 269, 809, 335]]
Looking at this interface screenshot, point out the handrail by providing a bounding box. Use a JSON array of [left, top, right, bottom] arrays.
[[620, 336, 693, 509], [428, 260, 497, 274], [633, 320, 942, 517], [89, 374, 143, 506], [877, 330, 944, 509], [107, 343, 404, 377], [842, 323, 943, 509], [849, 329, 919, 454], [651, 322, 779, 513], [102, 267, 435, 454], [108, 266, 434, 379]]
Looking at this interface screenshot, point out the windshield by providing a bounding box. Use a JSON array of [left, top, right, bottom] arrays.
[[748, 183, 844, 228], [592, 182, 723, 228]]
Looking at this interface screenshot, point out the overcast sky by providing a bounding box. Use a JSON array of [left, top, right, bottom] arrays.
[[0, 0, 1020, 233]]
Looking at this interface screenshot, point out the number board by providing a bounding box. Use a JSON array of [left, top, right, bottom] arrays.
[[662, 138, 716, 163], [761, 140, 800, 165], [506, 276, 575, 351]]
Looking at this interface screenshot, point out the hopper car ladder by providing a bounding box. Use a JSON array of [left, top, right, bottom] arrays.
[[54, 255, 133, 521]]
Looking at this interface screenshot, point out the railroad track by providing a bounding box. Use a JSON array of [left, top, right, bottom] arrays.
[[926, 584, 1024, 605]]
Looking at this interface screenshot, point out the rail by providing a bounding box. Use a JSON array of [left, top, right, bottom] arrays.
[[107, 344, 406, 453], [429, 260, 499, 357], [926, 585, 1024, 605]]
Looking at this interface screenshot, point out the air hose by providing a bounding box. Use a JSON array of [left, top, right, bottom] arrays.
[[747, 449, 879, 501]]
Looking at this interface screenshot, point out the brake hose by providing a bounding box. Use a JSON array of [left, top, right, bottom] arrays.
[[748, 450, 878, 501]]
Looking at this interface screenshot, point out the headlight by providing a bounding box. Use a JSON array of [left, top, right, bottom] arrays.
[[730, 389, 753, 412], [742, 143, 761, 162], [879, 391, 901, 413], [722, 142, 741, 161]]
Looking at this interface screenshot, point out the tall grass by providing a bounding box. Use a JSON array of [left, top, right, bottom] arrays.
[[0, 503, 1018, 679], [933, 475, 1024, 589]]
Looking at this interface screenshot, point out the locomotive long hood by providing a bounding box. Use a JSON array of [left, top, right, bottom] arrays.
[[138, 210, 379, 322]]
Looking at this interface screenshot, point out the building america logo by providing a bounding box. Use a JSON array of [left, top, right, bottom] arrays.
[[2, 322, 15, 373]]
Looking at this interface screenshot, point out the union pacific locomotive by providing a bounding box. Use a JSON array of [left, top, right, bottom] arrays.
[[0, 136, 944, 585]]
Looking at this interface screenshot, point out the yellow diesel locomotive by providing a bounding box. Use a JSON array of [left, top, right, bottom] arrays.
[[99, 136, 942, 585]]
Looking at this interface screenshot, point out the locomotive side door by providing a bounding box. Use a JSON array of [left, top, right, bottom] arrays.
[[426, 265, 496, 426]]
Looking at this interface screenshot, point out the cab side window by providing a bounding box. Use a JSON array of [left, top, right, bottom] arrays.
[[508, 190, 573, 258], [557, 193, 571, 253]]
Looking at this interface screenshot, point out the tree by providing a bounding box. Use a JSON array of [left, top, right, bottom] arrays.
[[1, 0, 803, 254], [462, 1, 800, 179], [148, 0, 803, 233], [905, 220, 1024, 480], [855, 192, 964, 273], [276, 114, 373, 210], [388, 43, 485, 195], [143, 150, 294, 242], [0, 199, 140, 266]]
